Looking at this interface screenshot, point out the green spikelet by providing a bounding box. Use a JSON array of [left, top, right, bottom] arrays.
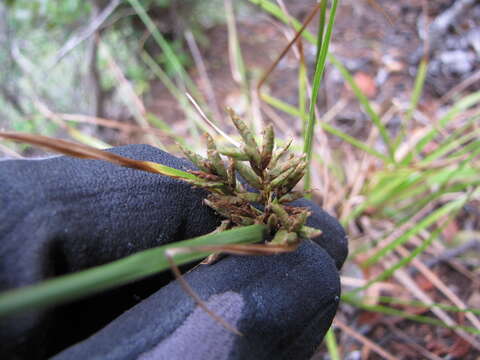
[[177, 143, 210, 172], [234, 160, 262, 190], [205, 133, 228, 179], [226, 107, 261, 168], [260, 124, 275, 170], [176, 108, 318, 245], [218, 146, 249, 161]]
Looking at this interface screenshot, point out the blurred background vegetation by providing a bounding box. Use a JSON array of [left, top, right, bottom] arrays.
[[0, 0, 479, 358]]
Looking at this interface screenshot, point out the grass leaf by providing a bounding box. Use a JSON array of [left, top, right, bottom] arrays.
[[303, 0, 339, 192], [0, 225, 266, 317]]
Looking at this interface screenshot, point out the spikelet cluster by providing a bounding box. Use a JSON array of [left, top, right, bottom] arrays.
[[178, 109, 321, 245]]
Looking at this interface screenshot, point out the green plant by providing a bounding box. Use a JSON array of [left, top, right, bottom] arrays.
[[0, 107, 321, 317]]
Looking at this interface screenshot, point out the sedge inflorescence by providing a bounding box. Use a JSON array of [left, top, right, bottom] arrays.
[[178, 108, 321, 245]]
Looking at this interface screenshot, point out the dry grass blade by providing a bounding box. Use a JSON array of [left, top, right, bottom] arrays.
[[334, 319, 399, 360], [386, 256, 480, 351], [0, 143, 22, 158], [0, 132, 198, 180], [172, 242, 299, 256], [256, 2, 321, 92], [396, 245, 480, 331]]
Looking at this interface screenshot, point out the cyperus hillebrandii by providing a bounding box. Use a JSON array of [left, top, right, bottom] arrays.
[[178, 108, 321, 246]]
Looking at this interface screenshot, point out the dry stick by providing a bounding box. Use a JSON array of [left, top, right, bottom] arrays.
[[361, 203, 435, 263], [224, 0, 242, 84], [275, 0, 302, 58], [340, 276, 398, 293], [31, 100, 110, 149], [0, 143, 22, 158], [185, 93, 240, 148], [184, 30, 223, 125], [51, 0, 121, 66], [396, 244, 480, 331], [366, 0, 394, 25], [424, 239, 480, 269], [385, 255, 480, 351], [256, 2, 321, 92], [440, 69, 480, 105], [387, 325, 443, 360], [339, 118, 380, 221], [100, 41, 163, 148], [427, 239, 478, 284], [334, 319, 399, 360], [54, 113, 169, 138]]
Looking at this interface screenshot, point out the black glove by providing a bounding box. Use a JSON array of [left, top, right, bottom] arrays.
[[0, 145, 348, 360]]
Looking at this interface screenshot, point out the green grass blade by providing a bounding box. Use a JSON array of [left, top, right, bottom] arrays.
[[261, 93, 301, 118], [298, 56, 308, 137], [358, 226, 444, 292], [126, 0, 200, 98], [320, 122, 390, 162], [251, 0, 391, 163], [400, 91, 480, 165], [342, 294, 480, 335], [143, 161, 199, 180], [329, 55, 394, 162], [316, 0, 328, 53], [363, 196, 468, 266], [393, 58, 428, 152], [376, 296, 480, 316], [141, 51, 200, 140], [0, 225, 266, 317], [65, 126, 111, 149], [249, 0, 316, 44], [406, 58, 428, 123], [325, 328, 341, 360], [303, 0, 339, 193], [419, 117, 479, 165], [261, 93, 390, 162]]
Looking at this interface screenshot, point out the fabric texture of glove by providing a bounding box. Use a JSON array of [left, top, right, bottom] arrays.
[[0, 145, 348, 359]]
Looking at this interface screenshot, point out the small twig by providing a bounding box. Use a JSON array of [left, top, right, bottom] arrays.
[[385, 255, 480, 351], [413, 0, 476, 62], [0, 143, 22, 158], [440, 69, 480, 105], [100, 41, 163, 148], [334, 319, 399, 360], [53, 113, 171, 139], [256, 2, 321, 92], [387, 324, 443, 360], [185, 92, 240, 147], [423, 239, 480, 269], [184, 30, 223, 125], [396, 244, 480, 332], [51, 0, 122, 67]]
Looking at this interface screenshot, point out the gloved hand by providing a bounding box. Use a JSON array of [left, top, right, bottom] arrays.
[[0, 144, 348, 360]]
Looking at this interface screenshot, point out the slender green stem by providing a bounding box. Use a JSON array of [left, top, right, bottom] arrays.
[[0, 225, 265, 317], [303, 0, 339, 192]]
